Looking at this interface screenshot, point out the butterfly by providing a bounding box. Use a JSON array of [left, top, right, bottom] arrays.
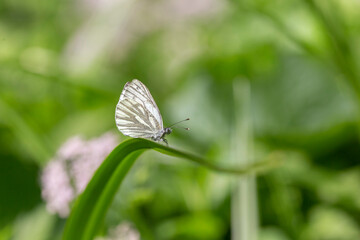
[[115, 79, 189, 144]]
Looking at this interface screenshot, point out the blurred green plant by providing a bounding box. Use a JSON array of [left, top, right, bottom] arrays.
[[1, 0, 360, 239]]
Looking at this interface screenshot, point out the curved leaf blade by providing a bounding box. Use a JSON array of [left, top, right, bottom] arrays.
[[63, 138, 279, 240]]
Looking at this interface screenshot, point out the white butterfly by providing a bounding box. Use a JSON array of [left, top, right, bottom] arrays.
[[115, 79, 188, 144]]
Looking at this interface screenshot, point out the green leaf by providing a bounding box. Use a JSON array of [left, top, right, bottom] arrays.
[[63, 138, 279, 240]]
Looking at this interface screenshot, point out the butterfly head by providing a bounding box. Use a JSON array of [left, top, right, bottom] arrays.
[[164, 127, 172, 135], [159, 119, 190, 144], [157, 128, 172, 145]]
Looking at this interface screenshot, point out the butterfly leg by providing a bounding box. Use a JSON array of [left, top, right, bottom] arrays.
[[163, 138, 168, 146]]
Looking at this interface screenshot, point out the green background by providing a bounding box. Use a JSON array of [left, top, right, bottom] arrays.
[[1, 0, 360, 239]]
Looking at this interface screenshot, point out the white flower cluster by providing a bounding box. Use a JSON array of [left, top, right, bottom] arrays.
[[95, 222, 140, 240], [41, 132, 118, 217]]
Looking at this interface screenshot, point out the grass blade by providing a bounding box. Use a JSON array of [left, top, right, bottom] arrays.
[[63, 138, 280, 240]]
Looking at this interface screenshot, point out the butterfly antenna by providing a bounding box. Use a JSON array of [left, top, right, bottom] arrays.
[[172, 126, 190, 131], [167, 118, 190, 128]]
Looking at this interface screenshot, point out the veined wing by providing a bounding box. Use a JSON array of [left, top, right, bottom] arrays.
[[115, 79, 163, 138], [119, 79, 163, 127]]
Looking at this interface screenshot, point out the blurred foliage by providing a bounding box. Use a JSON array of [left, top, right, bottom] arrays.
[[1, 0, 360, 239]]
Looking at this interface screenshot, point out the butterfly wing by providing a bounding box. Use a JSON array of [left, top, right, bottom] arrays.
[[115, 79, 163, 138]]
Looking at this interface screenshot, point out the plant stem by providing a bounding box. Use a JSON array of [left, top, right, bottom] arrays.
[[230, 79, 258, 240], [154, 144, 281, 176]]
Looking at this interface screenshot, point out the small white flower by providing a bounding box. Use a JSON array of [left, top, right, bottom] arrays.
[[95, 222, 140, 240]]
